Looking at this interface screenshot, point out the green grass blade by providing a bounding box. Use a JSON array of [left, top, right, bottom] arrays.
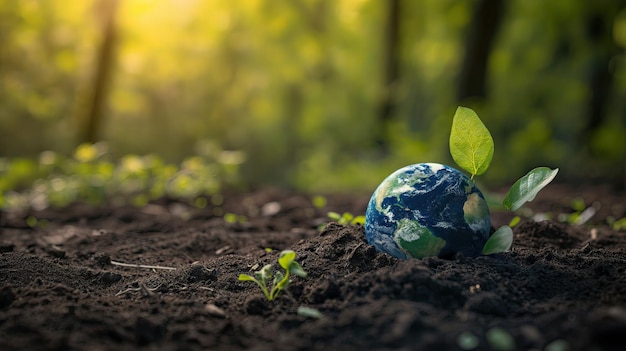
[[449, 106, 494, 177], [482, 225, 513, 255], [503, 167, 559, 211]]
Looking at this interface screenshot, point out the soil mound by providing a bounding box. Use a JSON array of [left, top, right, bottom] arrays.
[[1, 188, 625, 350]]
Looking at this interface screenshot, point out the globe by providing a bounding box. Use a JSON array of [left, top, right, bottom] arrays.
[[365, 163, 490, 259]]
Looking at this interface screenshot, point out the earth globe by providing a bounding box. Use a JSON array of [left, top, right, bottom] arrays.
[[365, 163, 490, 259]]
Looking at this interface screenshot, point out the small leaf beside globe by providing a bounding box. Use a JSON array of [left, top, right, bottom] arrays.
[[365, 163, 491, 259]]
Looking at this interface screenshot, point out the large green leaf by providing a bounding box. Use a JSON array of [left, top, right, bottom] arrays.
[[503, 167, 559, 211], [449, 106, 494, 177], [482, 225, 513, 255]]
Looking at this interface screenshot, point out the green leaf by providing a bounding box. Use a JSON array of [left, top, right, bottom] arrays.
[[341, 212, 354, 224], [508, 216, 521, 228], [297, 306, 323, 319], [312, 195, 327, 208], [351, 215, 366, 225], [289, 261, 307, 278], [257, 264, 272, 285], [278, 250, 296, 270], [482, 225, 513, 255], [327, 211, 341, 221], [612, 217, 626, 231], [457, 331, 480, 350], [238, 274, 256, 281], [545, 339, 571, 351], [272, 271, 284, 287], [503, 167, 559, 211], [450, 106, 494, 177]]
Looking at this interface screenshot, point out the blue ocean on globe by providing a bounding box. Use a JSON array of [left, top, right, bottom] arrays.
[[365, 163, 490, 259]]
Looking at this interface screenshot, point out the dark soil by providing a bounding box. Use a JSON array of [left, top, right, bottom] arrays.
[[1, 185, 625, 351]]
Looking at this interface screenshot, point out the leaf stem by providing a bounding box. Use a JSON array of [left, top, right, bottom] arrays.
[[258, 281, 271, 300], [269, 268, 289, 300]]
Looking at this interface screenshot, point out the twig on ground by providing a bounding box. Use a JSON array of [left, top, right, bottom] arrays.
[[110, 260, 176, 271]]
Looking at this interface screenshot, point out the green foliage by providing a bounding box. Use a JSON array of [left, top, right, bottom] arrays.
[[0, 1, 623, 192], [450, 106, 494, 179], [0, 142, 243, 210], [238, 250, 307, 301], [482, 226, 513, 255], [450, 107, 557, 255], [327, 211, 366, 226], [503, 167, 559, 211]]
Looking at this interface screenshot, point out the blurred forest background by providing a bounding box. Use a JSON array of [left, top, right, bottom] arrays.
[[1, 0, 625, 202]]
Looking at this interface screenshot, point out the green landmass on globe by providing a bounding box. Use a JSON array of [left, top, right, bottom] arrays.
[[365, 163, 490, 259]]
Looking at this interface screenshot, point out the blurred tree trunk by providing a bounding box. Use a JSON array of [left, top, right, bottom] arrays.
[[456, 0, 505, 102], [375, 0, 401, 155], [79, 0, 118, 144], [583, 2, 625, 142]]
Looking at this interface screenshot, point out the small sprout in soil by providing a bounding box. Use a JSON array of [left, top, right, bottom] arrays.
[[328, 211, 365, 226], [194, 197, 208, 208], [238, 250, 307, 301], [450, 107, 558, 255], [25, 216, 38, 228], [485, 326, 515, 351], [557, 198, 598, 225], [211, 194, 224, 206], [571, 198, 586, 212], [545, 339, 571, 351], [212, 207, 224, 216], [457, 331, 480, 350], [609, 216, 626, 231], [296, 306, 323, 319], [312, 195, 327, 208], [224, 212, 247, 224], [508, 216, 521, 228]]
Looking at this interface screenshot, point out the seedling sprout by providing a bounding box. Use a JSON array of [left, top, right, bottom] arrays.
[[238, 250, 307, 301], [450, 106, 559, 255], [327, 211, 365, 226]]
